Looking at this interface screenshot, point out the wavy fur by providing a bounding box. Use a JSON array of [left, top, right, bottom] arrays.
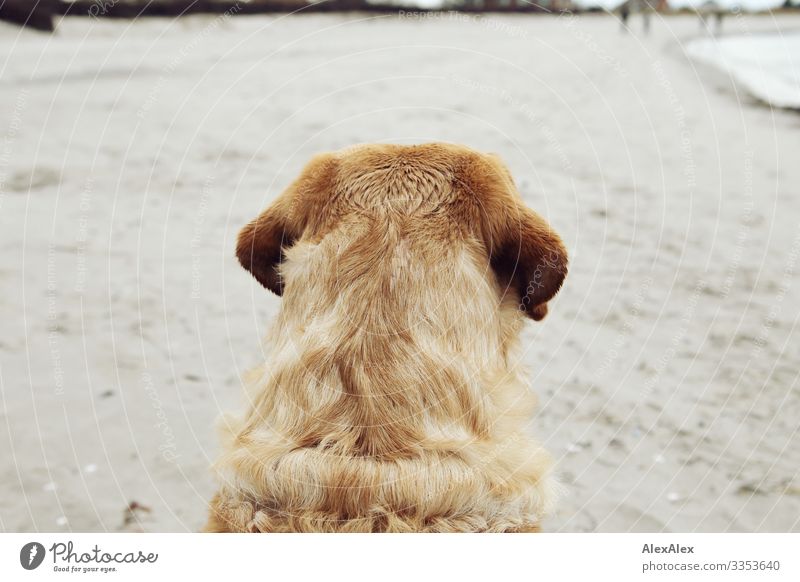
[[206, 143, 568, 532]]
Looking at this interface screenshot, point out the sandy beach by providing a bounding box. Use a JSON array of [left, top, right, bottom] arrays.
[[1, 11, 799, 533]]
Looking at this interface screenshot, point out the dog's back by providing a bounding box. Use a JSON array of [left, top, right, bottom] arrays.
[[207, 143, 567, 532]]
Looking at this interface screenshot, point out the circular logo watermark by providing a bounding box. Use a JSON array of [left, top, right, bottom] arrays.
[[20, 542, 46, 570]]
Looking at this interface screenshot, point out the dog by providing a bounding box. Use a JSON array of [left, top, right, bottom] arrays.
[[205, 143, 568, 533]]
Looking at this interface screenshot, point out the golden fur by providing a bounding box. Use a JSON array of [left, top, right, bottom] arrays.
[[205, 143, 568, 532]]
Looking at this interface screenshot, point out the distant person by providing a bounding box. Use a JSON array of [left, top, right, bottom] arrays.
[[642, 8, 650, 34], [620, 4, 630, 32], [715, 10, 724, 33]]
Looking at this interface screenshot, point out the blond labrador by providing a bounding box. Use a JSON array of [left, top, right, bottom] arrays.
[[205, 143, 568, 533]]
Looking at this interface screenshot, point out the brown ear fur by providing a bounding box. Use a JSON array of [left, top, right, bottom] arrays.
[[236, 154, 337, 295], [458, 153, 568, 320]]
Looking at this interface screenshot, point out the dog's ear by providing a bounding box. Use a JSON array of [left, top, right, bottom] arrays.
[[236, 153, 337, 295], [458, 153, 568, 320]]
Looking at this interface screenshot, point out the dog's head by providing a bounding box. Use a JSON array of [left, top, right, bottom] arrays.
[[236, 143, 567, 321]]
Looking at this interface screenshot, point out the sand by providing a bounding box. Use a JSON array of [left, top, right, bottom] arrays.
[[1, 11, 799, 533]]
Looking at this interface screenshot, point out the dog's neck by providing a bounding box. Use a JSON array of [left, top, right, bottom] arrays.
[[243, 221, 527, 459]]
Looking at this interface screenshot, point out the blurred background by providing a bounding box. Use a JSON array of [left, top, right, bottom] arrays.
[[1, 0, 798, 532]]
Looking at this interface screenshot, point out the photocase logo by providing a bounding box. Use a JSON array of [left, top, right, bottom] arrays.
[[20, 542, 46, 570]]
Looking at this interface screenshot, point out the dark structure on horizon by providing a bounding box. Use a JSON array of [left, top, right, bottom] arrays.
[[1, 0, 554, 31], [0, 0, 59, 31]]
